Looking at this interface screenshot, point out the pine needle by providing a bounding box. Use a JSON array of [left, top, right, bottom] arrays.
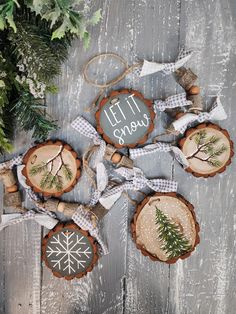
[[12, 91, 57, 140]]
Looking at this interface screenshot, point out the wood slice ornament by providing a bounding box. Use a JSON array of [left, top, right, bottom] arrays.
[[22, 140, 81, 197], [179, 123, 234, 178], [131, 192, 200, 263], [96, 89, 155, 148], [42, 223, 98, 280]]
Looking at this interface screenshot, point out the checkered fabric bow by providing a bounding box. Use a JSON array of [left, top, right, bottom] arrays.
[[72, 205, 108, 255], [99, 167, 178, 209], [172, 97, 227, 133], [140, 47, 194, 77], [129, 142, 189, 168], [71, 115, 106, 164], [154, 93, 192, 112]]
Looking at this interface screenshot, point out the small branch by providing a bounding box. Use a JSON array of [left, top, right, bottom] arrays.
[[186, 141, 212, 159]]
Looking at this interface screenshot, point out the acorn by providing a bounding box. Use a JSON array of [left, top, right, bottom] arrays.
[[188, 85, 200, 95], [111, 152, 122, 164]]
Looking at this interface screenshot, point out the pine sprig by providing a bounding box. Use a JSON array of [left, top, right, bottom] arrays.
[[29, 161, 47, 175], [12, 91, 57, 140], [62, 163, 73, 180], [9, 20, 69, 85], [188, 130, 228, 168], [194, 130, 206, 146], [155, 207, 192, 259]]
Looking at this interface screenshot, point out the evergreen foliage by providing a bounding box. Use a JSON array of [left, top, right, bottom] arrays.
[[0, 1, 101, 153], [155, 207, 192, 259]]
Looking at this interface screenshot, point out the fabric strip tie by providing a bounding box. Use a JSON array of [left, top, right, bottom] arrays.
[[71, 115, 106, 165], [172, 97, 227, 133], [154, 93, 192, 112], [140, 47, 194, 77], [129, 142, 189, 168], [72, 205, 108, 255], [99, 167, 178, 209]]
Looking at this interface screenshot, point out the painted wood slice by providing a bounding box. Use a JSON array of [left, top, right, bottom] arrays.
[[96, 89, 155, 148], [131, 192, 200, 264], [22, 140, 81, 197], [42, 223, 98, 280], [179, 123, 234, 178]]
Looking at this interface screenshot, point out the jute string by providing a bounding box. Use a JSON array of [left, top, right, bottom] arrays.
[[83, 53, 142, 111]]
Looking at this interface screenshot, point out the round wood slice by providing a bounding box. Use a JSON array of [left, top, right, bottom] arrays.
[[131, 192, 200, 264], [42, 223, 98, 280], [95, 89, 155, 148], [22, 140, 81, 197], [178, 123, 234, 178]]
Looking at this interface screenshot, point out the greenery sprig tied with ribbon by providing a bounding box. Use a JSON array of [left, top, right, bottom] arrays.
[[155, 207, 191, 259], [0, 0, 101, 153]]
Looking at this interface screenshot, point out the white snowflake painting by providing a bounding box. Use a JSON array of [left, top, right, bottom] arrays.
[[46, 229, 94, 276]]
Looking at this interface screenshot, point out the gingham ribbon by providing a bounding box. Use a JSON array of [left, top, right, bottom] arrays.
[[99, 167, 178, 209], [0, 155, 23, 170], [71, 115, 106, 163], [89, 162, 108, 206], [140, 47, 194, 77], [154, 93, 192, 112], [129, 142, 189, 168], [72, 205, 108, 255], [0, 210, 58, 231], [172, 97, 227, 133]]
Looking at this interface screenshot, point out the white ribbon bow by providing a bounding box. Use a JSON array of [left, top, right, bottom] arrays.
[[140, 48, 194, 77], [0, 211, 58, 231], [71, 115, 106, 164], [129, 142, 189, 168], [154, 93, 192, 112], [99, 167, 178, 209], [172, 97, 227, 133]]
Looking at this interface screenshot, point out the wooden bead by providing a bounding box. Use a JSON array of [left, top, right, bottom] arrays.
[[111, 152, 122, 164], [0, 169, 17, 188], [188, 85, 200, 95], [6, 184, 18, 193], [57, 202, 66, 212]]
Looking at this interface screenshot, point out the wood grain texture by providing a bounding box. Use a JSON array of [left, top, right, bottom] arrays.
[[0, 0, 236, 313]]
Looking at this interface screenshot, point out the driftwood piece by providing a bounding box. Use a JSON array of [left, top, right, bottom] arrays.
[[187, 94, 203, 112], [104, 144, 117, 161], [104, 144, 133, 168], [175, 67, 198, 90], [90, 202, 109, 220], [43, 199, 108, 221], [4, 191, 22, 209], [117, 155, 133, 169]]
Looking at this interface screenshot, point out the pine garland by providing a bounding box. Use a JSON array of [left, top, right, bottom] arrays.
[[0, 1, 101, 153], [155, 207, 192, 259], [12, 91, 57, 140]]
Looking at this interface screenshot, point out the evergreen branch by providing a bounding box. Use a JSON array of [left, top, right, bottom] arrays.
[[29, 161, 47, 175], [155, 207, 191, 259], [194, 130, 206, 146], [11, 91, 57, 140], [207, 159, 222, 168], [9, 20, 68, 85], [62, 163, 73, 180]]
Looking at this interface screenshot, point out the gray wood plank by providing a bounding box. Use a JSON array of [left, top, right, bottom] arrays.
[[169, 1, 236, 314], [0, 136, 43, 314], [1, 0, 236, 313], [124, 1, 181, 313], [41, 0, 134, 313]]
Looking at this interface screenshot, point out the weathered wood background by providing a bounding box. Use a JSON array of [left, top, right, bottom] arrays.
[[1, 0, 236, 313]]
